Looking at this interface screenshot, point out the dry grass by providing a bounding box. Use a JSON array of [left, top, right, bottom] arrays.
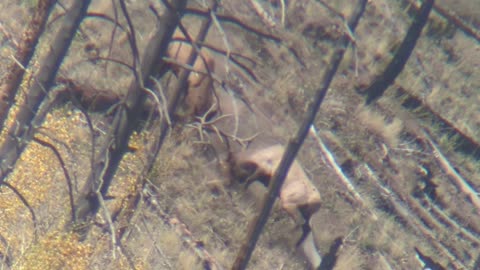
[[15, 232, 92, 270], [333, 246, 363, 270], [357, 106, 403, 147], [0, 0, 478, 269]]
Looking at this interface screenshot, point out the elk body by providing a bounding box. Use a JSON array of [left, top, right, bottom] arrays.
[[166, 28, 323, 269], [230, 144, 321, 225], [167, 29, 215, 117], [229, 144, 323, 269]]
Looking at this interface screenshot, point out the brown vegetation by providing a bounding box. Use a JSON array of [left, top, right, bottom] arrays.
[[0, 0, 479, 269]]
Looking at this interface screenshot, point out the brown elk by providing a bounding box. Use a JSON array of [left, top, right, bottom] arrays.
[[229, 144, 322, 269], [230, 145, 321, 224], [166, 28, 323, 269], [166, 29, 215, 117]]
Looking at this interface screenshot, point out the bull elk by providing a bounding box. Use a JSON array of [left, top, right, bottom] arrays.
[[166, 28, 323, 269], [229, 144, 323, 269]]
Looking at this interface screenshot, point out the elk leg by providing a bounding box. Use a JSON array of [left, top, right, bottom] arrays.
[[298, 230, 322, 270], [297, 219, 312, 247], [296, 202, 321, 246]]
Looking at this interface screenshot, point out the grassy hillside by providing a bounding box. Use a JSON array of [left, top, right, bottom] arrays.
[[0, 0, 479, 269]]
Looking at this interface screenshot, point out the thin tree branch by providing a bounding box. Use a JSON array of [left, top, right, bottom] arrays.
[[149, 1, 218, 175], [210, 8, 233, 74], [87, 56, 135, 72], [186, 6, 305, 66], [407, 0, 480, 42], [72, 0, 188, 232], [173, 36, 257, 66], [106, 0, 120, 71], [85, 12, 127, 33], [432, 3, 480, 42], [309, 125, 378, 221], [0, 232, 12, 267], [231, 1, 368, 269], [185, 7, 282, 42], [33, 136, 76, 223], [118, 0, 141, 83], [423, 130, 480, 215], [1, 182, 37, 239], [96, 190, 118, 259]]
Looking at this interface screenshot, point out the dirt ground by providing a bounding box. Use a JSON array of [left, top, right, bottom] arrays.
[[0, 0, 479, 269]]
